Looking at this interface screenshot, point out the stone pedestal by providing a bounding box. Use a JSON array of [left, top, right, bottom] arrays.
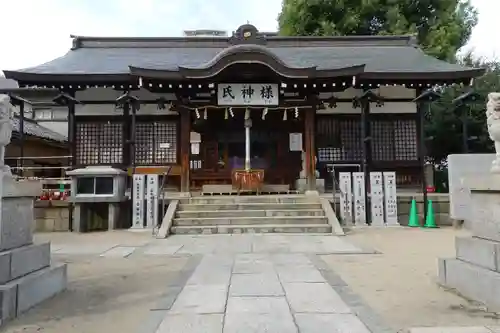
[[296, 178, 325, 193], [0, 178, 67, 324], [438, 175, 500, 311]]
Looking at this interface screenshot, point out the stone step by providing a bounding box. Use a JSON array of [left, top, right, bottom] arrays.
[[0, 263, 67, 322], [178, 202, 322, 211], [0, 243, 51, 285], [183, 195, 319, 205], [176, 209, 325, 219], [173, 216, 328, 226], [170, 224, 332, 234]]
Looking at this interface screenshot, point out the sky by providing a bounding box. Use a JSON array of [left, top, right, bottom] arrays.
[[0, 0, 498, 72]]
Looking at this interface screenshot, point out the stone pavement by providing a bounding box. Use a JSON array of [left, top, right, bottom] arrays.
[[52, 234, 384, 333], [152, 252, 374, 333], [50, 234, 376, 257], [44, 233, 498, 332]]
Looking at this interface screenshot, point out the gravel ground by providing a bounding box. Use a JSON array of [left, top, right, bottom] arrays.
[[1, 253, 191, 333], [321, 227, 500, 332]]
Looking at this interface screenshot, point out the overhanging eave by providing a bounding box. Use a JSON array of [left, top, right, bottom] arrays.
[[360, 68, 486, 82], [2, 71, 135, 85]]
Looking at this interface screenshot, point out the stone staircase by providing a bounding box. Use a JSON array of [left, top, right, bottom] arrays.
[[169, 195, 334, 235]]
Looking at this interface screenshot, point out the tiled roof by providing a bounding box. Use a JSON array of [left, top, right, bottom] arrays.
[[11, 116, 67, 143], [3, 28, 480, 81], [15, 43, 472, 75]]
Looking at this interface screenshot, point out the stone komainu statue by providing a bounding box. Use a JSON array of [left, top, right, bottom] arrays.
[[0, 94, 14, 175], [487, 93, 500, 173]]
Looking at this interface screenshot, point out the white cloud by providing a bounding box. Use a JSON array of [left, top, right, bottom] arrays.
[[0, 0, 496, 72], [461, 0, 500, 60]]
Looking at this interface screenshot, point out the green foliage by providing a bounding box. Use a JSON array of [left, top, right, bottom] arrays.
[[278, 0, 478, 61], [278, 0, 499, 164], [426, 55, 500, 163]]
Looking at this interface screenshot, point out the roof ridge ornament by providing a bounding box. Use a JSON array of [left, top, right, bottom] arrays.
[[229, 24, 266, 45]]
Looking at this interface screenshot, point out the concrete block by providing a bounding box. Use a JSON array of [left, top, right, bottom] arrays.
[[0, 252, 11, 284], [16, 263, 67, 315], [44, 218, 55, 232], [440, 258, 500, 312], [0, 197, 34, 251], [10, 243, 50, 280], [463, 183, 500, 242], [0, 283, 17, 322], [296, 178, 325, 193], [455, 237, 500, 272]]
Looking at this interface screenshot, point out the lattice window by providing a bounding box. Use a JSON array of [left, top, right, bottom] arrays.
[[316, 117, 362, 162], [339, 119, 362, 160], [135, 123, 154, 165], [76, 122, 123, 165], [394, 120, 418, 160], [318, 148, 342, 162], [371, 120, 395, 161], [134, 121, 177, 165]]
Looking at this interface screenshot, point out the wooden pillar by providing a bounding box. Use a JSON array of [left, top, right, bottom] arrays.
[[180, 109, 191, 193], [68, 91, 77, 169], [360, 97, 371, 224], [130, 102, 137, 172], [122, 102, 130, 167], [304, 98, 317, 191], [67, 92, 76, 232], [417, 100, 428, 220]]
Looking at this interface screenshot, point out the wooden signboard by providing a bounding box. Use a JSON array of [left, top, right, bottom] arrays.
[[146, 174, 159, 229], [339, 172, 353, 225], [131, 174, 146, 229], [383, 172, 399, 226], [370, 172, 385, 226], [352, 172, 366, 225]]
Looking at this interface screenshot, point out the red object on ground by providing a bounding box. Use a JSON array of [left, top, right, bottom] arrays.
[[426, 185, 436, 193]]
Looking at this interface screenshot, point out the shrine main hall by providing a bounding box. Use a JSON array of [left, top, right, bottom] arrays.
[[3, 24, 484, 194]]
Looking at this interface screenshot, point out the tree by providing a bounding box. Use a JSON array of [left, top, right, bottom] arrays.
[[278, 0, 478, 61], [426, 56, 500, 164]]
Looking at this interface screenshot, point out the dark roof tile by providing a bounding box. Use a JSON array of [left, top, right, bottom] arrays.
[[11, 116, 67, 143], [15, 44, 473, 76]]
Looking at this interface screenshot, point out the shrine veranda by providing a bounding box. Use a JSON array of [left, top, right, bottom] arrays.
[[2, 24, 484, 198]]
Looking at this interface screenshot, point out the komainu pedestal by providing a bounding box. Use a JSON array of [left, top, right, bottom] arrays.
[[0, 95, 67, 325], [438, 175, 500, 310]]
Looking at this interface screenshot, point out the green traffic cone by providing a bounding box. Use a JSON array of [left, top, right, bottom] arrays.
[[423, 200, 438, 228], [408, 199, 420, 227]]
